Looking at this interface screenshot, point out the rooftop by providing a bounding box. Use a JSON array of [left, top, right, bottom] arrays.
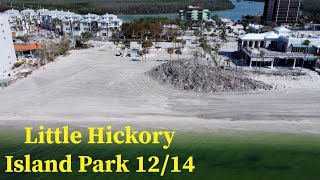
[[187, 5, 205, 10], [274, 26, 291, 33], [14, 43, 44, 51]]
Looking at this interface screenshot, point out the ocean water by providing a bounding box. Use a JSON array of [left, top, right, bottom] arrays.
[[118, 0, 265, 22]]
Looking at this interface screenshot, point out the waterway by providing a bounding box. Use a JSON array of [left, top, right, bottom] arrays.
[[118, 0, 265, 22]]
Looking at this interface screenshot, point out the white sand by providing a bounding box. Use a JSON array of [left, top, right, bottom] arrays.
[[0, 41, 320, 134]]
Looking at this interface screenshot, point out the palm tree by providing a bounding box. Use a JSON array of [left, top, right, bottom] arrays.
[[141, 48, 149, 62], [112, 38, 120, 48], [200, 38, 211, 59], [259, 50, 266, 73], [141, 40, 153, 61], [300, 40, 311, 74], [212, 44, 220, 66], [180, 39, 186, 49], [172, 35, 177, 48], [154, 38, 159, 50], [123, 40, 131, 55], [175, 47, 182, 60], [167, 47, 174, 60], [219, 24, 227, 42]]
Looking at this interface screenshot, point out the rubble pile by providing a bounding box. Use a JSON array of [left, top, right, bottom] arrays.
[[147, 59, 272, 93], [0, 65, 34, 89]]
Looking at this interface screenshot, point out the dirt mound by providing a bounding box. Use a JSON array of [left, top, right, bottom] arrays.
[[147, 59, 272, 93]]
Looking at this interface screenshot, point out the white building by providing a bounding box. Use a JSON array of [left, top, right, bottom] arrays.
[[4, 8, 34, 37], [20, 8, 36, 18], [3, 8, 123, 38], [0, 14, 17, 74], [248, 24, 263, 33], [238, 26, 320, 69], [36, 8, 50, 18], [4, 9, 21, 23], [61, 13, 82, 36]]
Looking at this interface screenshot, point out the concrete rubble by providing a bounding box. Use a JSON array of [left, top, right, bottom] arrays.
[[147, 59, 272, 93]]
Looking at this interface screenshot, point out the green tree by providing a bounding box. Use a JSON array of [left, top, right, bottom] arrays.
[[302, 40, 311, 46], [175, 47, 182, 60], [220, 25, 227, 42], [81, 32, 93, 44], [141, 40, 153, 61], [123, 40, 131, 54]]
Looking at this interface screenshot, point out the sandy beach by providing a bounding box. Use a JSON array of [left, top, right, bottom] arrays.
[[0, 41, 320, 134]]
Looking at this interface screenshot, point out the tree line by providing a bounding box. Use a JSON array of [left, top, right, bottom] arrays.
[[1, 0, 234, 15]]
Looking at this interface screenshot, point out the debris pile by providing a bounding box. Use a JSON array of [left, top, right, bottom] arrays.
[[0, 65, 34, 89], [147, 59, 272, 93]]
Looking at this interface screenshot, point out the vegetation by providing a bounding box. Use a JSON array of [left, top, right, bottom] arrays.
[[258, 50, 266, 72], [123, 40, 131, 54], [299, 40, 311, 74], [0, 0, 234, 15], [302, 39, 311, 46], [121, 18, 185, 61], [122, 20, 163, 40], [167, 47, 174, 61], [243, 0, 320, 25], [16, 35, 29, 43], [80, 32, 93, 43], [35, 39, 70, 66], [302, 0, 320, 23], [141, 40, 153, 61], [175, 48, 182, 60], [75, 32, 93, 48], [302, 0, 320, 14]]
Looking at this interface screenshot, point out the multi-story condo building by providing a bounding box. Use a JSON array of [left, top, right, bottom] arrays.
[[20, 8, 36, 18], [98, 14, 122, 37], [179, 6, 210, 22], [263, 0, 302, 23], [4, 9, 28, 37], [0, 14, 17, 74], [4, 8, 123, 38], [61, 13, 82, 37]]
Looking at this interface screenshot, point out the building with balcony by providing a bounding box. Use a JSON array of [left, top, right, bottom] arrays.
[[3, 8, 123, 38], [179, 6, 210, 22], [263, 0, 302, 23], [238, 27, 320, 69]]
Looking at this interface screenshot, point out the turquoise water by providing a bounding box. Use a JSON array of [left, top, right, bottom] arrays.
[[118, 0, 265, 21]]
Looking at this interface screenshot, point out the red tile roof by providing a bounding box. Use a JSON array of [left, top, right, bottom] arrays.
[[14, 43, 44, 51]]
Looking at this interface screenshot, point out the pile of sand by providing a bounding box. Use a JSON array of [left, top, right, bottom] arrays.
[[147, 59, 272, 93]]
